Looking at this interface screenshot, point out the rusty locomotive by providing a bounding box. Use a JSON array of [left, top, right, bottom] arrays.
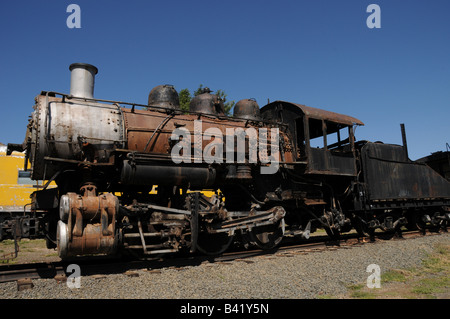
[[6, 63, 450, 259]]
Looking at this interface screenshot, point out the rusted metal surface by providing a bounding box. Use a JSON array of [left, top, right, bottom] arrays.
[[147, 84, 180, 110], [362, 142, 450, 201], [416, 148, 450, 181], [58, 185, 119, 258], [261, 100, 364, 126], [121, 107, 290, 164], [0, 265, 61, 284], [27, 94, 125, 180], [26, 89, 290, 180], [289, 102, 363, 126], [307, 147, 357, 176], [189, 89, 225, 116], [7, 63, 450, 260], [233, 98, 261, 121], [209, 206, 286, 233], [260, 100, 360, 175]]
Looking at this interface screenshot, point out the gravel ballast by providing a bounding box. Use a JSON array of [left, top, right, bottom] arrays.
[[0, 233, 448, 299]]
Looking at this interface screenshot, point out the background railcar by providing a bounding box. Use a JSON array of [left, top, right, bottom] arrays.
[[0, 145, 48, 240]]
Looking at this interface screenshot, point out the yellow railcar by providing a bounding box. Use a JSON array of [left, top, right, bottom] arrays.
[[0, 145, 43, 240], [0, 147, 35, 207]]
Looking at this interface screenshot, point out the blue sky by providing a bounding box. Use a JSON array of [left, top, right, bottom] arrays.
[[0, 0, 449, 160]]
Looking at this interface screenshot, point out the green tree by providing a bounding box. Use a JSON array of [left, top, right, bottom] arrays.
[[179, 88, 191, 112], [194, 84, 205, 97], [215, 89, 234, 116]]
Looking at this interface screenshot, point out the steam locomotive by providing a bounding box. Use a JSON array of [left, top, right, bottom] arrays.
[[6, 63, 450, 259]]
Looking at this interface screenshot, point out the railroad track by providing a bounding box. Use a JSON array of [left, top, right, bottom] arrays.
[[215, 229, 435, 262], [0, 229, 443, 285]]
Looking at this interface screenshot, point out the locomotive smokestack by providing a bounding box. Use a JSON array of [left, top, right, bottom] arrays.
[[400, 123, 409, 160], [69, 63, 98, 99]]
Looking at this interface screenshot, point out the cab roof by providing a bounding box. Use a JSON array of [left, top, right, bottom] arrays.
[[261, 100, 364, 126]]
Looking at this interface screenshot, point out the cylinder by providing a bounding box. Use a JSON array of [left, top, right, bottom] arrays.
[[57, 191, 119, 259], [57, 220, 119, 258], [69, 63, 98, 99], [120, 160, 216, 187], [59, 192, 118, 222]]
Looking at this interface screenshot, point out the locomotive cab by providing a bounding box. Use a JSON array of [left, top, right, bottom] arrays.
[[260, 101, 364, 176]]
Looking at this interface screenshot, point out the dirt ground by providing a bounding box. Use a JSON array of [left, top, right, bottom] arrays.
[[0, 239, 61, 264]]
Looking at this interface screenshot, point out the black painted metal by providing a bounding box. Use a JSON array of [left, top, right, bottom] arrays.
[[361, 142, 450, 201]]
